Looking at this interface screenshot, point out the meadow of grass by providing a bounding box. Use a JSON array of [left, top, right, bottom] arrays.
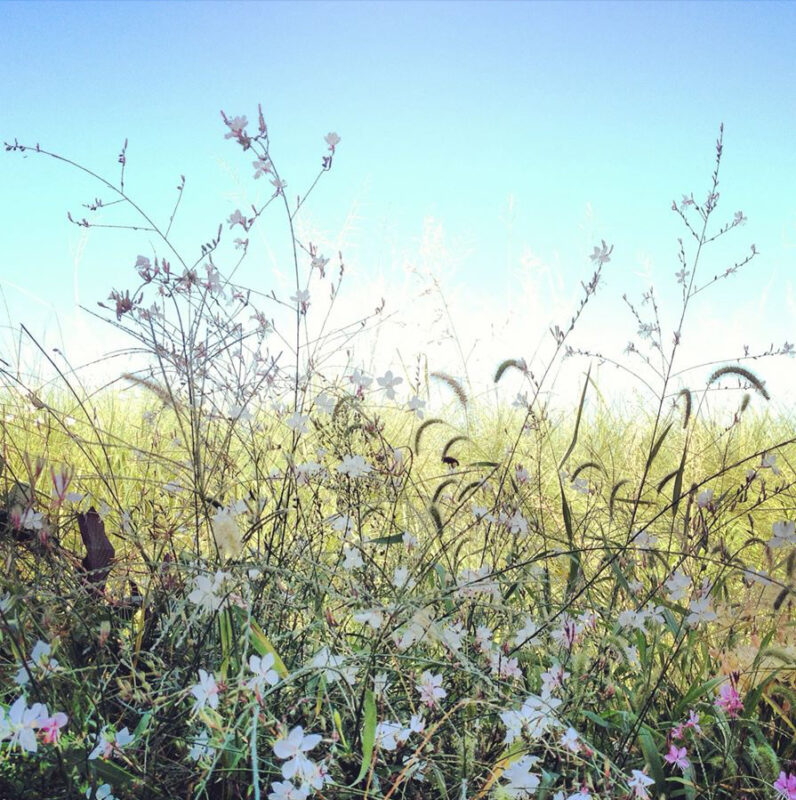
[[0, 113, 794, 800]]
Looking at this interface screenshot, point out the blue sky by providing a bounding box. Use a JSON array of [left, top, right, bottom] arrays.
[[2, 1, 795, 409]]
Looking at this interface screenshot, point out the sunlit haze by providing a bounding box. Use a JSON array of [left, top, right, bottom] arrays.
[[2, 1, 795, 414]]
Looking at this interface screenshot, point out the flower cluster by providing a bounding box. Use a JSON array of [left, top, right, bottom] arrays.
[[0, 696, 68, 753]]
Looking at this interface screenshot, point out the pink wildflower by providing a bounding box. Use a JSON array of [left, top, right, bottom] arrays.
[[715, 681, 744, 718], [589, 239, 613, 266], [228, 209, 248, 230], [664, 744, 690, 771], [39, 712, 68, 744], [223, 115, 248, 139], [51, 466, 72, 506], [774, 771, 796, 800], [252, 158, 271, 179], [416, 671, 446, 707], [685, 709, 701, 733]]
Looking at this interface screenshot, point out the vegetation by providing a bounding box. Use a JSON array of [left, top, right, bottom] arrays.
[[0, 112, 794, 800]]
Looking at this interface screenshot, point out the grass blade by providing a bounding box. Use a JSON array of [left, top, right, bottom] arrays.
[[558, 364, 591, 469]]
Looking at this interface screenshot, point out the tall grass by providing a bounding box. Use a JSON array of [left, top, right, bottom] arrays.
[[0, 115, 794, 800]]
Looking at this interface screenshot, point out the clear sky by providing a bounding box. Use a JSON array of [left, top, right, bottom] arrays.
[[2, 1, 795, 412]]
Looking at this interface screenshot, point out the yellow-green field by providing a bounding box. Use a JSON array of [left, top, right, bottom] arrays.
[[1, 375, 793, 800]]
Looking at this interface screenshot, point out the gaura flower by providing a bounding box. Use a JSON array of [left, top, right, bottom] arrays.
[[246, 654, 279, 699], [715, 681, 743, 717], [211, 508, 243, 559], [39, 712, 68, 744], [272, 726, 322, 783], [336, 454, 372, 479], [628, 769, 655, 799], [190, 670, 221, 712], [416, 671, 446, 707], [664, 744, 690, 771]]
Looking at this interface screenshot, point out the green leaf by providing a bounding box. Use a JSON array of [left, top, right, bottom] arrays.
[[91, 758, 138, 788], [219, 606, 235, 678], [662, 607, 682, 638], [580, 710, 610, 728], [353, 689, 376, 785], [637, 724, 665, 794], [233, 607, 289, 679], [674, 676, 724, 717], [314, 672, 325, 716], [429, 762, 450, 798], [251, 705, 261, 800], [744, 673, 779, 719], [333, 708, 349, 752], [558, 475, 580, 599], [367, 532, 405, 545], [666, 774, 698, 800], [132, 711, 152, 740], [222, 731, 246, 771], [672, 446, 687, 516], [435, 564, 454, 614], [608, 553, 632, 596]]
